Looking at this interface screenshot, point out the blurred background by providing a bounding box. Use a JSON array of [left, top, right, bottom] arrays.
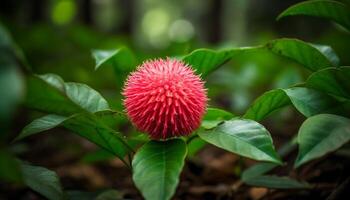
[[1, 0, 350, 199], [1, 0, 350, 112]]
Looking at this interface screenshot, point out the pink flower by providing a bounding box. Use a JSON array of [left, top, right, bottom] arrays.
[[123, 58, 207, 140]]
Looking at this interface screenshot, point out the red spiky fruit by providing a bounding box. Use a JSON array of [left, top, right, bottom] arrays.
[[123, 58, 207, 140]]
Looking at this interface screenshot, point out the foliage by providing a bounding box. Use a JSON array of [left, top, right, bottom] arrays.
[[1, 1, 350, 200]]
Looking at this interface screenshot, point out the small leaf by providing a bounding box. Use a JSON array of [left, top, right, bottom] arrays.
[[92, 49, 121, 70], [39, 73, 66, 92], [244, 87, 347, 121], [201, 108, 234, 129], [295, 114, 350, 168], [14, 114, 68, 142], [306, 66, 350, 99], [92, 48, 136, 71], [21, 163, 66, 200], [198, 119, 282, 164], [277, 0, 350, 31], [132, 139, 187, 200], [244, 89, 290, 121], [243, 175, 310, 189]]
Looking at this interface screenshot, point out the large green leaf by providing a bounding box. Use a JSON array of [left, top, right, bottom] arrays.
[[277, 0, 350, 31], [26, 74, 111, 115], [244, 87, 347, 121], [295, 114, 350, 168], [243, 175, 310, 189], [182, 39, 336, 77], [15, 111, 132, 164], [265, 38, 336, 71], [182, 46, 261, 77], [201, 107, 235, 129], [21, 163, 66, 200], [26, 75, 82, 115], [65, 82, 109, 113], [132, 139, 187, 200], [198, 119, 282, 164], [306, 67, 350, 99]]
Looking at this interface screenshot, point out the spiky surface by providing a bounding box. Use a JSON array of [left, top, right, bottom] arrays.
[[123, 58, 207, 140]]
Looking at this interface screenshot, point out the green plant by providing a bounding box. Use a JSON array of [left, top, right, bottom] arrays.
[[4, 0, 350, 199]]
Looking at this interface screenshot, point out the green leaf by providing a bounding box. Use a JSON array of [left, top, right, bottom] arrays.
[[306, 67, 350, 99], [39, 73, 66, 92], [198, 119, 282, 164], [311, 43, 339, 67], [182, 39, 336, 77], [26, 74, 111, 115], [242, 139, 297, 181], [201, 108, 235, 129], [21, 163, 66, 200], [63, 112, 133, 164], [266, 38, 336, 71], [295, 114, 350, 168], [14, 114, 68, 142], [65, 82, 109, 113], [244, 89, 290, 121], [92, 47, 136, 71], [132, 139, 187, 200], [16, 111, 133, 164], [0, 150, 22, 183], [243, 175, 310, 189], [95, 189, 123, 200], [26, 75, 82, 115], [242, 163, 277, 181], [277, 0, 350, 31], [182, 47, 261, 77], [244, 87, 346, 121], [284, 87, 345, 117]]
